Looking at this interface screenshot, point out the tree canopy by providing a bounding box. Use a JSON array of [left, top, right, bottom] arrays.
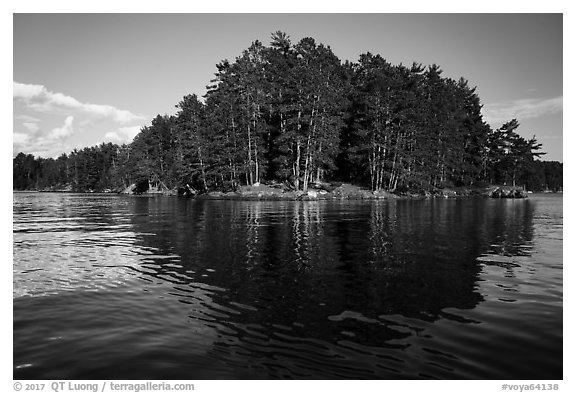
[[14, 32, 560, 193]]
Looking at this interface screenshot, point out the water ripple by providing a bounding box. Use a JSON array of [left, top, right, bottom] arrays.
[[13, 193, 563, 379]]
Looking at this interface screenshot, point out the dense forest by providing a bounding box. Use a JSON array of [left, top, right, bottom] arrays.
[[13, 32, 562, 194]]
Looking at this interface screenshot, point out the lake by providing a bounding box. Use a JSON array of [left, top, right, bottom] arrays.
[[13, 192, 563, 379]]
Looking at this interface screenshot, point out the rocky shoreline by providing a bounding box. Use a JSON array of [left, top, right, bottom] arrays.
[[190, 183, 528, 200], [25, 182, 529, 200]]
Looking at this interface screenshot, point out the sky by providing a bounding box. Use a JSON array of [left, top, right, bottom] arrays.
[[12, 13, 563, 161]]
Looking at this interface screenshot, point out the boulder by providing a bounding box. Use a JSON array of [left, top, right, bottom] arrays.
[[307, 190, 318, 198]]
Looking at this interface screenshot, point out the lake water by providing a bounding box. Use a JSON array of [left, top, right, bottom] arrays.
[[13, 192, 563, 379]]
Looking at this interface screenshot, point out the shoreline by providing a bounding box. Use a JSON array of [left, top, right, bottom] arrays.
[[14, 184, 532, 200]]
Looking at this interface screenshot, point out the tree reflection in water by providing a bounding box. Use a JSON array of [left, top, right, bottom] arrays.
[[124, 197, 538, 378]]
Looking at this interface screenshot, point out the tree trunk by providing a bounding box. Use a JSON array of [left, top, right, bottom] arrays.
[[294, 140, 301, 191], [247, 120, 253, 186], [198, 145, 208, 192], [303, 107, 316, 192], [293, 109, 303, 191], [315, 140, 323, 183]]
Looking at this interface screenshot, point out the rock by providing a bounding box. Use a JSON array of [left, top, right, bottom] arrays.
[[237, 184, 284, 197], [372, 190, 394, 199], [488, 186, 528, 199], [441, 189, 457, 198], [121, 184, 136, 194], [312, 181, 337, 192]]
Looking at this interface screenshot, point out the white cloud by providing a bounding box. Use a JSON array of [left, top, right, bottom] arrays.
[[118, 126, 142, 141], [104, 132, 122, 142], [13, 81, 148, 158], [13, 133, 30, 145], [13, 82, 44, 99], [49, 116, 74, 139], [15, 114, 41, 123], [13, 132, 49, 157], [13, 81, 145, 124], [13, 116, 78, 158], [104, 126, 142, 144], [22, 122, 39, 133], [482, 96, 563, 126]]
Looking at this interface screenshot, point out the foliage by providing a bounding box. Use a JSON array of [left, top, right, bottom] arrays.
[[13, 143, 124, 192], [13, 32, 558, 193]]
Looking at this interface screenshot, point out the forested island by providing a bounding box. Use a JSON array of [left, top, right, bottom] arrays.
[[13, 32, 562, 196]]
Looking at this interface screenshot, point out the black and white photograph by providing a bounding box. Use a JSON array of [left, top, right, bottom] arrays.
[[10, 6, 566, 387]]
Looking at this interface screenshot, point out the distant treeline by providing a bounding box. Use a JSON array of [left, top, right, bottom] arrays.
[[13, 32, 561, 193]]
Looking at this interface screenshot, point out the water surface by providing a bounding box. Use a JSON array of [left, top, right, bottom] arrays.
[[13, 193, 563, 379]]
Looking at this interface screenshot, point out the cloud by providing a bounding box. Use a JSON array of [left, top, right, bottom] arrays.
[[13, 133, 30, 145], [104, 126, 142, 144], [13, 81, 145, 124], [118, 126, 142, 141], [482, 96, 563, 126], [104, 132, 122, 142], [22, 122, 39, 133], [49, 116, 74, 139], [15, 114, 41, 123], [13, 116, 78, 158], [13, 81, 149, 158], [13, 82, 44, 99], [13, 132, 49, 158]]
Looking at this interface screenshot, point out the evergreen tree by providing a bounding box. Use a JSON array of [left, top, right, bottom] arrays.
[[486, 119, 544, 187], [13, 31, 554, 195], [175, 94, 209, 191]]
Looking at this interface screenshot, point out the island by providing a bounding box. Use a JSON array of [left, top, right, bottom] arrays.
[[13, 32, 562, 197]]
